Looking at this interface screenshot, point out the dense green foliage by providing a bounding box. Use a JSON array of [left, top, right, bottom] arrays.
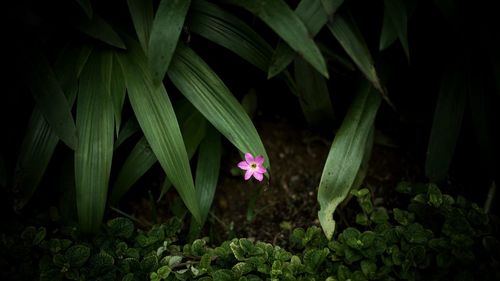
[[3, 184, 499, 281]]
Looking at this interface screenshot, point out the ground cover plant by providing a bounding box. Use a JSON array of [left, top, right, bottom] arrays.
[[1, 0, 499, 280]]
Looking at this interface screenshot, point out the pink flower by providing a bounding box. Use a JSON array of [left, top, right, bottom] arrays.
[[237, 153, 267, 181]]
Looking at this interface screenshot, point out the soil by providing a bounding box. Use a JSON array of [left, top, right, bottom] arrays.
[[124, 110, 423, 246]]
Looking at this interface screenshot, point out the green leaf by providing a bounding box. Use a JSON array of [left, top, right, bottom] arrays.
[[188, 0, 273, 72], [383, 0, 410, 60], [168, 45, 270, 170], [107, 217, 135, 238], [321, 0, 344, 17], [110, 137, 156, 206], [75, 0, 92, 18], [225, 0, 328, 78], [188, 127, 222, 239], [268, 0, 331, 78], [127, 0, 153, 53], [318, 81, 381, 239], [148, 0, 191, 84], [294, 57, 334, 127], [379, 6, 398, 51], [117, 39, 201, 223], [425, 62, 466, 182], [195, 128, 222, 221], [110, 56, 127, 136], [327, 13, 383, 95], [65, 245, 91, 267], [27, 52, 77, 150], [75, 51, 115, 233], [14, 46, 80, 210], [114, 117, 140, 150], [78, 15, 126, 49]]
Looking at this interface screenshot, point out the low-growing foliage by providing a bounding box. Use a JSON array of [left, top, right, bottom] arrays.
[[3, 183, 499, 281]]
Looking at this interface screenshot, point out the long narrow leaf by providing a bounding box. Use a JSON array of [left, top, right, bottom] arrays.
[[75, 51, 115, 233], [78, 15, 126, 49], [75, 0, 92, 18], [168, 45, 270, 170], [14, 46, 83, 210], [294, 57, 334, 127], [117, 39, 201, 223], [13, 108, 59, 210], [110, 137, 156, 205], [127, 0, 153, 53], [268, 0, 331, 78], [384, 0, 410, 60], [158, 101, 208, 201], [327, 13, 383, 94], [379, 6, 398, 51], [318, 81, 381, 240], [225, 0, 328, 78], [110, 55, 127, 135], [321, 0, 344, 17], [188, 126, 221, 240], [111, 102, 207, 205], [425, 63, 466, 182], [114, 117, 140, 150], [195, 127, 221, 222], [27, 53, 77, 150], [188, 0, 273, 72], [148, 0, 191, 84]]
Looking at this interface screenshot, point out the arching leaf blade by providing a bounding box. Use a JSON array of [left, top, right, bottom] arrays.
[[75, 51, 115, 233], [168, 45, 270, 170], [148, 0, 191, 84], [117, 39, 201, 223], [318, 81, 381, 240]]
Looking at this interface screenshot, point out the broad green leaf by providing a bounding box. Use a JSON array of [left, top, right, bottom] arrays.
[[268, 0, 331, 78], [148, 0, 191, 84], [110, 55, 127, 135], [117, 39, 201, 223], [168, 45, 270, 170], [110, 137, 156, 206], [27, 52, 77, 150], [379, 6, 398, 51], [114, 117, 140, 150], [196, 127, 221, 221], [127, 0, 153, 53], [327, 13, 383, 94], [75, 0, 92, 18], [294, 57, 334, 127], [13, 108, 59, 210], [321, 0, 344, 17], [225, 0, 328, 78], [318, 81, 381, 239], [188, 127, 222, 241], [384, 0, 410, 61], [76, 45, 93, 78], [425, 63, 466, 183], [75, 51, 115, 233], [158, 101, 208, 201], [111, 102, 207, 205], [78, 15, 126, 49], [14, 46, 81, 210], [188, 0, 273, 72]]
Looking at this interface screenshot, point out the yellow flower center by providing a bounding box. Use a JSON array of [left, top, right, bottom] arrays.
[[250, 163, 257, 169]]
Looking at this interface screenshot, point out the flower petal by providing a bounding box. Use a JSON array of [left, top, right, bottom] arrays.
[[255, 155, 265, 165], [253, 172, 264, 181], [237, 161, 250, 170], [244, 169, 254, 180], [245, 153, 254, 163], [256, 166, 267, 174]]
